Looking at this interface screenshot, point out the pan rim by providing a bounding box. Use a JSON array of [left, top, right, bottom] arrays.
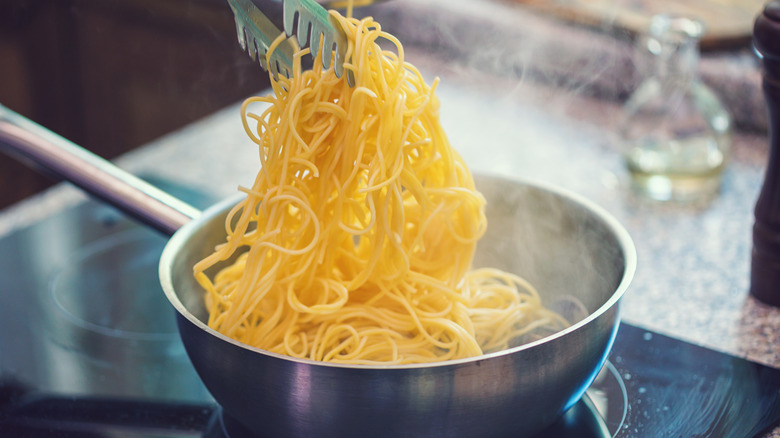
[[159, 173, 636, 370]]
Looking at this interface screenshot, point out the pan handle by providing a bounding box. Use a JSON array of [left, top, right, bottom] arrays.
[[0, 104, 201, 236]]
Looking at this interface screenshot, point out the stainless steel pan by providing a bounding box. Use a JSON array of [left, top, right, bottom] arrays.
[[0, 104, 636, 437]]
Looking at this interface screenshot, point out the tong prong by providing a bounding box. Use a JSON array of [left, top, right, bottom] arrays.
[[227, 0, 295, 80], [283, 0, 349, 81], [227, 0, 352, 84]]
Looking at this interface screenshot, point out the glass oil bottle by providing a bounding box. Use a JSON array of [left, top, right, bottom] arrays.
[[620, 15, 732, 203]]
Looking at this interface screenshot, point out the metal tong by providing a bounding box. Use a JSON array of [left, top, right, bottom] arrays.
[[226, 0, 349, 82]]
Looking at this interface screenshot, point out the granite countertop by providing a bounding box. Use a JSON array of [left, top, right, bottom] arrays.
[[0, 0, 777, 434]]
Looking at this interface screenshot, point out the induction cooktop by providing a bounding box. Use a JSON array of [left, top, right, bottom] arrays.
[[0, 179, 778, 437]]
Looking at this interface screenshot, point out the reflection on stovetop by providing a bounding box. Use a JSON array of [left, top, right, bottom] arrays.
[[611, 325, 780, 437], [0, 179, 778, 437]]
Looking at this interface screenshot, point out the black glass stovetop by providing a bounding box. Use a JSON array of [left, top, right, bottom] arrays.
[[0, 178, 778, 437]]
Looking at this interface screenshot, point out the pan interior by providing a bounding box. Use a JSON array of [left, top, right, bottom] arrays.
[[472, 175, 627, 327]]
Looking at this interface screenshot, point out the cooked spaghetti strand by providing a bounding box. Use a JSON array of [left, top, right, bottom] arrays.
[[194, 11, 567, 364]]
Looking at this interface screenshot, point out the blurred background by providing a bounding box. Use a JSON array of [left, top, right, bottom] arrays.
[[0, 0, 769, 207], [0, 0, 271, 207]]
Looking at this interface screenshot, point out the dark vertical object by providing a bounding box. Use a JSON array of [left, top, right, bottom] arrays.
[[751, 1, 780, 306]]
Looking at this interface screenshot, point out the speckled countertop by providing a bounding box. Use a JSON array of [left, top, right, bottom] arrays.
[[0, 0, 778, 435]]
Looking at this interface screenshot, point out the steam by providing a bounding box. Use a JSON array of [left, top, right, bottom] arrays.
[[368, 0, 637, 102]]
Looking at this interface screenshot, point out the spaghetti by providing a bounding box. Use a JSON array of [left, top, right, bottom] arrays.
[[193, 11, 567, 364]]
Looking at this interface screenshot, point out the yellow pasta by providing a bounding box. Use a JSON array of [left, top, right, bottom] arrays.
[[193, 10, 567, 364]]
